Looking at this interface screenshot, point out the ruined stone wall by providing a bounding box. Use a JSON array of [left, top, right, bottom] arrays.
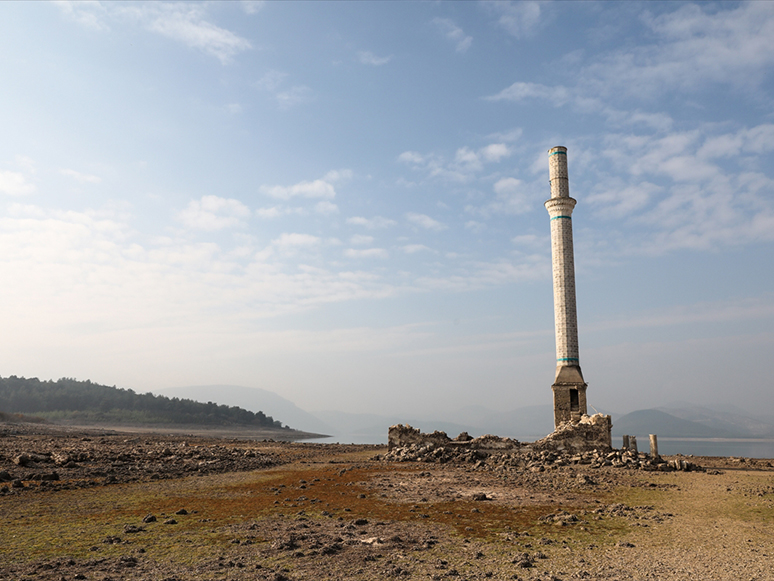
[[388, 414, 612, 457], [533, 413, 612, 453]]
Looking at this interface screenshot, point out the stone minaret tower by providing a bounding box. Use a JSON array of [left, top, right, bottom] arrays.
[[545, 146, 587, 428]]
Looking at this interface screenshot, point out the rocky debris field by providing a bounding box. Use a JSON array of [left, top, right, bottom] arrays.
[[1, 422, 773, 581], [381, 443, 703, 474], [0, 423, 372, 495]]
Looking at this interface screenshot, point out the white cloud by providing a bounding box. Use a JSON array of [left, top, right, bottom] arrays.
[[346, 216, 397, 229], [323, 169, 353, 183], [487, 128, 523, 143], [398, 151, 425, 165], [60, 168, 102, 184], [485, 81, 571, 105], [358, 51, 392, 66], [241, 1, 264, 14], [261, 178, 336, 200], [344, 248, 389, 259], [57, 2, 252, 63], [486, 1, 543, 39], [454, 147, 482, 172], [588, 180, 663, 219], [400, 143, 511, 183], [254, 69, 312, 109], [402, 244, 434, 254], [582, 124, 774, 254], [276, 85, 313, 109], [255, 206, 305, 219], [272, 233, 321, 252], [432, 17, 472, 53], [254, 69, 288, 92], [490, 3, 774, 111], [465, 221, 486, 233], [55, 0, 109, 31], [406, 212, 447, 231], [143, 4, 252, 64], [178, 195, 250, 231], [0, 171, 35, 196], [480, 143, 511, 163], [467, 177, 532, 216], [350, 234, 374, 246], [315, 200, 339, 215]]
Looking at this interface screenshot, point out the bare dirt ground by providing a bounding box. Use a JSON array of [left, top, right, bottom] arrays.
[[1, 422, 773, 581]]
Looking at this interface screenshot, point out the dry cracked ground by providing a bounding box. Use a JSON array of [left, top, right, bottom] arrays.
[[1, 423, 773, 581]]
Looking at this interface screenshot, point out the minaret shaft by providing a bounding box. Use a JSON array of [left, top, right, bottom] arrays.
[[545, 146, 587, 427]]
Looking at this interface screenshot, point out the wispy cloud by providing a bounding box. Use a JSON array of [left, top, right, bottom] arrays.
[[406, 212, 447, 231], [581, 124, 774, 254], [0, 171, 35, 196], [60, 169, 102, 184], [241, 1, 264, 15], [261, 176, 337, 200], [254, 69, 288, 92], [254, 206, 306, 219], [485, 1, 543, 39], [402, 244, 434, 254], [487, 2, 774, 111], [144, 5, 252, 64], [432, 18, 472, 53], [314, 200, 339, 215], [275, 85, 313, 109], [358, 51, 392, 66], [178, 195, 250, 231], [57, 2, 253, 64], [346, 216, 397, 229], [350, 234, 374, 245], [55, 0, 110, 31], [344, 247, 389, 259], [398, 142, 511, 183]]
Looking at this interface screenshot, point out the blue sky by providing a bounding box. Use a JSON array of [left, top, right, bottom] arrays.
[[1, 1, 774, 418]]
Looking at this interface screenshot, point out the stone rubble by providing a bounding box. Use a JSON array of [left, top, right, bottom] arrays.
[[383, 424, 702, 473]]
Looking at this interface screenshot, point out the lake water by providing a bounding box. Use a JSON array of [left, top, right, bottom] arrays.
[[647, 438, 774, 459], [309, 434, 774, 459]]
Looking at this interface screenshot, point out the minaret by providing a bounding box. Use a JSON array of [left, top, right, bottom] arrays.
[[545, 146, 587, 428]]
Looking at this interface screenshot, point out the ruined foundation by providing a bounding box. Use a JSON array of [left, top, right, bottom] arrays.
[[388, 413, 612, 456], [384, 419, 697, 471]]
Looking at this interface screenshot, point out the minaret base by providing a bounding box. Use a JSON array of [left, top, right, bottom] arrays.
[[552, 366, 587, 428]]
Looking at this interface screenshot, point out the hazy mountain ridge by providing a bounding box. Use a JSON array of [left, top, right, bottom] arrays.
[[147, 385, 774, 444], [156, 385, 333, 435]]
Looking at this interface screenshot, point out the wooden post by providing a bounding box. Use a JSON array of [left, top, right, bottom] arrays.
[[630, 435, 638, 454], [622, 435, 630, 450], [649, 434, 659, 458]]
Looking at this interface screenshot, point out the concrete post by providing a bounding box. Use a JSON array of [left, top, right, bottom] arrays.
[[629, 435, 638, 455], [546, 146, 587, 427], [649, 434, 659, 458], [622, 435, 630, 450]]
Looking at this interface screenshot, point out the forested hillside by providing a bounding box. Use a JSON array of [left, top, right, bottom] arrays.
[[0, 376, 286, 428]]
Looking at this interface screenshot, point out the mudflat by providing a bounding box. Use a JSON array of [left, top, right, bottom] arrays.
[[1, 423, 772, 581]]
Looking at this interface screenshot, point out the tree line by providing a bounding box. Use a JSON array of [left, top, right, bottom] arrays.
[[0, 376, 286, 428]]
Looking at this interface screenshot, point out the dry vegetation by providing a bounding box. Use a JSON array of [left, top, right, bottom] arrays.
[[1, 423, 773, 580]]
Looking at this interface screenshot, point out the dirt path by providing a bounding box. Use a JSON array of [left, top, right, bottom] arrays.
[[1, 423, 773, 580]]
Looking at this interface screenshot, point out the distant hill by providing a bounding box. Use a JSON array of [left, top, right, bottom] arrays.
[[156, 385, 333, 435], [655, 405, 774, 438], [0, 376, 288, 429], [612, 409, 741, 439]]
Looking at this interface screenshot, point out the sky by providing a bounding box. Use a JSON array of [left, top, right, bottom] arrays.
[[1, 1, 774, 419]]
